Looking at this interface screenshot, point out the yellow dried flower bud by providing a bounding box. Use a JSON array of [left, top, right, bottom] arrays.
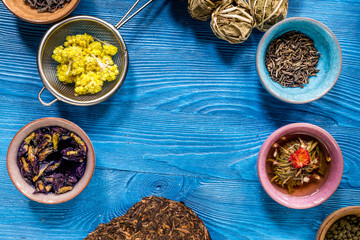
[[52, 34, 120, 96], [103, 44, 118, 56]]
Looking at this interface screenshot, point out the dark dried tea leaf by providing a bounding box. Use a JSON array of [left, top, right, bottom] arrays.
[[85, 196, 212, 240], [265, 31, 320, 88], [17, 126, 87, 195], [23, 0, 71, 13]]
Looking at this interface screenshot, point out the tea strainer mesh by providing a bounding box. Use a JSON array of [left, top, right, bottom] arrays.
[[37, 0, 153, 106]]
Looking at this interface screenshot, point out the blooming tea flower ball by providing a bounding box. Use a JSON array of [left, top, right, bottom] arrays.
[[210, 0, 255, 44], [249, 0, 288, 32], [188, 0, 222, 21]]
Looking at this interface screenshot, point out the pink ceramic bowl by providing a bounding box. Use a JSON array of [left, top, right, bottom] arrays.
[[7, 117, 95, 204], [258, 123, 343, 209]]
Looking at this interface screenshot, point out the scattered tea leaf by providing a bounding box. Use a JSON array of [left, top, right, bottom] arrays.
[[85, 196, 212, 240]]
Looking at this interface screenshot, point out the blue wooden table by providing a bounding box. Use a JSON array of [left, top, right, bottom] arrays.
[[0, 0, 359, 239]]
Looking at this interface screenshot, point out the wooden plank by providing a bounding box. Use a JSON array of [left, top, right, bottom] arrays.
[[0, 0, 359, 239], [1, 169, 360, 239], [1, 108, 359, 181]]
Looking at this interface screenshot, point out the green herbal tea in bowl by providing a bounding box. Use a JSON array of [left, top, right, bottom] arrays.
[[325, 215, 360, 240], [267, 134, 330, 194], [265, 31, 321, 88]]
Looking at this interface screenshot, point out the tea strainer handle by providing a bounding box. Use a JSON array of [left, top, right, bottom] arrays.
[[115, 0, 153, 29], [38, 87, 58, 106]]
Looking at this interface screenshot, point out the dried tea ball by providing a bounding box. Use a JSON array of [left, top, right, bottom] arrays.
[[248, 0, 288, 32], [188, 0, 222, 21], [210, 0, 254, 44]]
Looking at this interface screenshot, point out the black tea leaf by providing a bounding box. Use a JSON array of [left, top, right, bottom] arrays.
[[265, 31, 320, 88], [23, 0, 71, 13]]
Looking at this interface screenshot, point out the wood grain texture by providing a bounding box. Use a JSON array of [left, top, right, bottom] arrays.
[[0, 0, 359, 239]]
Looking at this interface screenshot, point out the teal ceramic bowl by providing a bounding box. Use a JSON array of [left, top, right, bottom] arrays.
[[256, 17, 342, 104]]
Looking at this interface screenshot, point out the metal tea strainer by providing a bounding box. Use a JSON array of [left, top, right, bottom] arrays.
[[37, 0, 153, 106]]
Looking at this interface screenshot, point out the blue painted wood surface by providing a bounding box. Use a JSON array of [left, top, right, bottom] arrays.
[[0, 0, 359, 239]]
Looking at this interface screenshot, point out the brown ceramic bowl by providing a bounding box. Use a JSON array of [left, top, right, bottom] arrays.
[[316, 206, 360, 240], [2, 0, 80, 24], [7, 117, 95, 204]]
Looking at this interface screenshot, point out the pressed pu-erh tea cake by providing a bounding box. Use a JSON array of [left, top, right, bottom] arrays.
[[85, 196, 212, 240]]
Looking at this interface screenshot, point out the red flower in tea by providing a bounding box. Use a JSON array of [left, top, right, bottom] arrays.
[[268, 137, 329, 194], [289, 147, 310, 168]]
